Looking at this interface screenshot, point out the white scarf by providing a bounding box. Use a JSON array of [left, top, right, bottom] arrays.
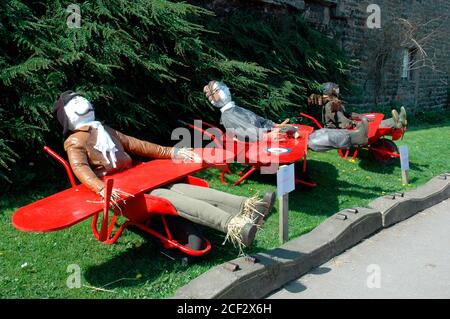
[[220, 101, 236, 113], [76, 121, 118, 168]]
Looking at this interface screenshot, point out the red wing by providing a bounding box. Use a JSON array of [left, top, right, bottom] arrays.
[[13, 185, 103, 232], [360, 113, 385, 140], [244, 125, 314, 165], [13, 159, 209, 233]]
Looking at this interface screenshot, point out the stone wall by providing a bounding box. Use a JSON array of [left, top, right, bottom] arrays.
[[264, 0, 450, 112], [207, 0, 450, 112]]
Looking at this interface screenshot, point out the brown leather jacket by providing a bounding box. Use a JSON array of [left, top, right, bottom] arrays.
[[64, 125, 174, 193]]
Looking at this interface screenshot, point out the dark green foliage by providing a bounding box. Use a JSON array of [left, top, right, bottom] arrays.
[[0, 0, 349, 185], [195, 8, 351, 121]]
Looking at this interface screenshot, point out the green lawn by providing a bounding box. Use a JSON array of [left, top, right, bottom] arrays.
[[1, 121, 450, 298]]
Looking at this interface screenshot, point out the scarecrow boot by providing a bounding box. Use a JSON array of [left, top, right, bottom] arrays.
[[392, 109, 402, 129], [253, 192, 276, 226], [349, 117, 369, 147], [224, 191, 276, 251], [400, 106, 408, 128], [226, 214, 258, 250], [239, 191, 276, 226]]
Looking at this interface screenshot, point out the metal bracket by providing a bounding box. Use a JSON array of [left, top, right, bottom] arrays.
[[223, 262, 240, 272], [387, 192, 404, 200], [335, 213, 348, 220], [244, 256, 259, 264]]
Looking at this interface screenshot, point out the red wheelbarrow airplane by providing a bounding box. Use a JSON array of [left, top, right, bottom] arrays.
[[12, 146, 232, 259], [300, 112, 405, 165], [182, 120, 316, 188]]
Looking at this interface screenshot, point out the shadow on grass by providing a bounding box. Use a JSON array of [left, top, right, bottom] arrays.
[[83, 226, 330, 292], [356, 149, 396, 174], [356, 148, 429, 174], [259, 159, 387, 216], [200, 158, 394, 218], [83, 224, 252, 290], [84, 237, 187, 289], [1, 181, 69, 215]]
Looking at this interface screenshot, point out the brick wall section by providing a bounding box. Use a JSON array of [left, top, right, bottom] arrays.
[[274, 0, 450, 112], [206, 0, 450, 111]]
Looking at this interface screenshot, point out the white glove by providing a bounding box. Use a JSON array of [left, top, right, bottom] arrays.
[[173, 147, 202, 163]]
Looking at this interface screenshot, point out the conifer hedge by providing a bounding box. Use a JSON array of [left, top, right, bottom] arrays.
[[0, 0, 349, 184]]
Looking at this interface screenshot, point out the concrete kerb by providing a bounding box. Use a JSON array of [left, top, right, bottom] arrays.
[[369, 173, 450, 227], [173, 173, 450, 299], [174, 208, 382, 299]]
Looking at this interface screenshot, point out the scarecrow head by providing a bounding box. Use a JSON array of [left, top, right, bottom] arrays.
[[322, 82, 340, 97], [53, 91, 95, 135], [203, 80, 232, 109]]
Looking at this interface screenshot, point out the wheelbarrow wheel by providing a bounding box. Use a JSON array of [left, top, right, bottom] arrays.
[[160, 216, 206, 265], [369, 138, 399, 166]]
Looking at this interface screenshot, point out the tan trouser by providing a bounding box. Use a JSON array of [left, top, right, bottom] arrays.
[[150, 184, 247, 233]]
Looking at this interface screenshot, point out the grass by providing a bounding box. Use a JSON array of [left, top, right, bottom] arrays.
[[1, 119, 450, 298]]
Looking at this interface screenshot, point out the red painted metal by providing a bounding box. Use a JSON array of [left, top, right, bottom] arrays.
[[188, 121, 316, 188], [191, 121, 315, 164], [233, 167, 257, 186], [295, 179, 318, 188], [369, 145, 401, 158], [239, 125, 314, 165], [90, 214, 212, 256], [43, 146, 77, 187], [99, 179, 113, 241], [161, 216, 173, 242], [13, 147, 223, 257], [337, 148, 358, 160], [391, 128, 406, 141], [359, 113, 385, 142], [220, 166, 231, 185], [304, 112, 405, 163], [299, 112, 324, 129], [351, 148, 359, 161], [90, 191, 182, 245], [126, 194, 178, 219], [221, 170, 227, 185], [132, 223, 211, 256], [92, 214, 130, 245], [184, 175, 209, 188], [188, 123, 224, 149], [13, 160, 208, 233]]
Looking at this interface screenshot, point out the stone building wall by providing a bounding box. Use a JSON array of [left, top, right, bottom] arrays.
[[206, 0, 450, 112], [264, 0, 450, 112]]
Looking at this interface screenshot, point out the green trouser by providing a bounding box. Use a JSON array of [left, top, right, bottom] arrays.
[[150, 184, 248, 233]]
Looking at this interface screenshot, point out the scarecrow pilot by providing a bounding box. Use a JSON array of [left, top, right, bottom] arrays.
[[53, 91, 275, 251], [203, 80, 370, 152], [203, 81, 300, 142], [309, 82, 408, 130]]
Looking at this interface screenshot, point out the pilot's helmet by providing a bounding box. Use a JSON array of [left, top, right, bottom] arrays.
[[204, 80, 232, 108], [322, 82, 340, 97]]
